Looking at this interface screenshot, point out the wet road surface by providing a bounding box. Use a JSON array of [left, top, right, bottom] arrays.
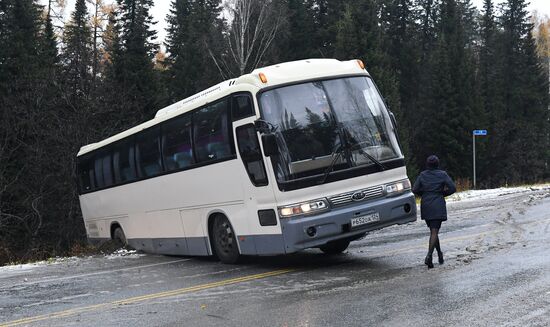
[[1, 188, 550, 326]]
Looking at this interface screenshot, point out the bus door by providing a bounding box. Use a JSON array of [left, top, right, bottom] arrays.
[[232, 94, 281, 254]]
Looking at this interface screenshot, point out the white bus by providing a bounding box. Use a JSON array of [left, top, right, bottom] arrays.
[[77, 59, 416, 263]]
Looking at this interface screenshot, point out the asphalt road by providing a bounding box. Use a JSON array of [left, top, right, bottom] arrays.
[[1, 187, 550, 327]]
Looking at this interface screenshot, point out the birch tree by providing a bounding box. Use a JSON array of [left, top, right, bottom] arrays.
[[219, 0, 284, 77]]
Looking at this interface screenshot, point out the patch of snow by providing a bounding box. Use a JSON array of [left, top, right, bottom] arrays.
[[105, 249, 145, 260], [0, 262, 45, 274], [0, 256, 81, 275], [49, 256, 81, 264], [447, 184, 550, 203]]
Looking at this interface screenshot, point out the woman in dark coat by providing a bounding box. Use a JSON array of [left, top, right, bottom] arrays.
[[412, 155, 456, 268]]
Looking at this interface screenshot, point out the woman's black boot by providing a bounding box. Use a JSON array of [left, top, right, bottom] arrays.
[[424, 255, 434, 269], [438, 251, 444, 264]]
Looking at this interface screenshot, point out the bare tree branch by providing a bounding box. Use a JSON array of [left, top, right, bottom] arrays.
[[220, 0, 284, 77]]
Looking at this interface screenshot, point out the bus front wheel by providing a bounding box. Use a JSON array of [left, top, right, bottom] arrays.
[[113, 227, 128, 248], [320, 239, 350, 255], [212, 216, 240, 264]]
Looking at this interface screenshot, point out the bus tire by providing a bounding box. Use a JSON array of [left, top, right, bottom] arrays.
[[212, 216, 240, 264], [113, 227, 128, 248], [320, 239, 350, 254]]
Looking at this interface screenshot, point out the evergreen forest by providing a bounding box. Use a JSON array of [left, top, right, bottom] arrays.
[[0, 0, 549, 265]]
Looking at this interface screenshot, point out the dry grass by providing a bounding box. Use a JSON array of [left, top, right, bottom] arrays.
[[0, 241, 125, 267], [454, 177, 471, 193], [0, 246, 13, 267], [67, 242, 101, 257]]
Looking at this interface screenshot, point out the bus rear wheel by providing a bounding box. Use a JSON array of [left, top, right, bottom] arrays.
[[212, 216, 240, 264], [320, 239, 350, 254]]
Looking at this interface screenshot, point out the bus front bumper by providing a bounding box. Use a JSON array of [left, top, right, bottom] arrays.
[[236, 192, 416, 255], [277, 191, 416, 254]]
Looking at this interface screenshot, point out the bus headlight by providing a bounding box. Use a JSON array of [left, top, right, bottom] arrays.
[[385, 179, 411, 196], [279, 199, 329, 218]]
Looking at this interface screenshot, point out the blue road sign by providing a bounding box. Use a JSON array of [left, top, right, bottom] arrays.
[[473, 130, 487, 136]]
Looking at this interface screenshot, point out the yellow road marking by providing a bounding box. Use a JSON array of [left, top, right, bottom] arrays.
[[0, 269, 294, 327], [11, 258, 192, 288]]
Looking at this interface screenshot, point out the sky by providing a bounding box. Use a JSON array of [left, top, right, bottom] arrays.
[[43, 0, 550, 47]]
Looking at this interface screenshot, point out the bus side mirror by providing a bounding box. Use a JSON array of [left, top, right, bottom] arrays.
[[261, 134, 278, 157], [254, 119, 270, 133]]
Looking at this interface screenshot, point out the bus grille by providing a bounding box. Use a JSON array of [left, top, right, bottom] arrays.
[[328, 185, 385, 207]]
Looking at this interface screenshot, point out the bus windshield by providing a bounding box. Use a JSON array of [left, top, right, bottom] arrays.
[[259, 76, 402, 183]]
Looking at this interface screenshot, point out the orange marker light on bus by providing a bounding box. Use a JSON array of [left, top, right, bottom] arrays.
[[259, 72, 268, 83], [357, 59, 365, 70]]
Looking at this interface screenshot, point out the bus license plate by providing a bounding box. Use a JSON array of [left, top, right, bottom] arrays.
[[351, 212, 380, 228]]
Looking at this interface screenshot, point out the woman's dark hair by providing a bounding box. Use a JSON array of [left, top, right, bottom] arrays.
[[426, 155, 440, 169]]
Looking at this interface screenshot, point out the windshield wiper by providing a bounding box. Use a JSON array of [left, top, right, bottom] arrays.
[[354, 145, 386, 171], [350, 142, 387, 170], [341, 128, 388, 171], [318, 144, 345, 185], [318, 142, 386, 185]]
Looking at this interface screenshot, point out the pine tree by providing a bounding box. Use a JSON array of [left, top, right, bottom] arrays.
[[382, 0, 414, 71], [416, 0, 479, 179], [498, 0, 549, 184], [316, 0, 346, 57], [279, 0, 319, 61], [519, 30, 549, 182], [39, 10, 85, 255], [109, 0, 159, 125], [103, 10, 123, 81], [1, 0, 42, 92], [88, 0, 109, 85], [1, 0, 46, 143], [417, 0, 439, 56], [0, 0, 10, 95], [62, 0, 93, 99], [478, 0, 503, 185], [56, 1, 95, 248], [380, 0, 419, 177], [334, 0, 396, 97], [99, 10, 131, 136], [410, 0, 438, 170], [41, 12, 58, 66], [164, 0, 224, 101], [0, 0, 77, 260]]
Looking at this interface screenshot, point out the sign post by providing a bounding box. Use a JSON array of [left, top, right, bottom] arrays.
[[472, 130, 487, 189]]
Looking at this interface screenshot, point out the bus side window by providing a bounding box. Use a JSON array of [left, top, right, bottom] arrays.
[[102, 153, 113, 187], [232, 95, 254, 121], [194, 99, 232, 163], [94, 152, 112, 189], [94, 155, 104, 189], [162, 114, 194, 171], [136, 127, 162, 178], [236, 124, 268, 186], [78, 156, 95, 192], [113, 139, 136, 184]]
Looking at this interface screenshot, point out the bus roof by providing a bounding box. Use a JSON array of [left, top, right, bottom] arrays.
[[77, 58, 367, 157]]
